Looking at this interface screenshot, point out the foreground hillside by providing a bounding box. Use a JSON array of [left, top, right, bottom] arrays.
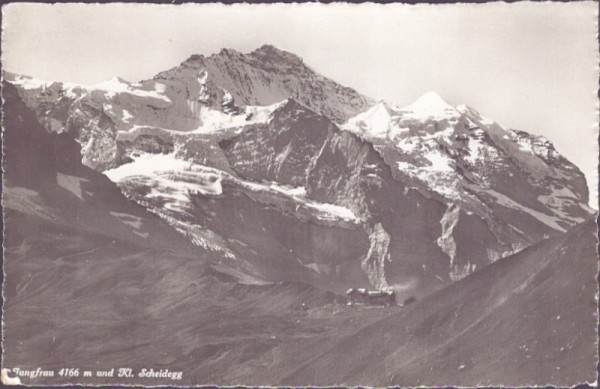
[[5, 208, 595, 386]]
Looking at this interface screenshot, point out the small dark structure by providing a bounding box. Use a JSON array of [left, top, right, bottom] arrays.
[[346, 288, 397, 307]]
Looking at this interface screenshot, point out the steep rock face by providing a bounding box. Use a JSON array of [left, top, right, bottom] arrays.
[[154, 45, 374, 123], [220, 99, 338, 187]]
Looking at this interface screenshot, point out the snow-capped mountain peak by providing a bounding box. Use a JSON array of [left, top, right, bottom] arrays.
[[410, 91, 451, 108], [95, 76, 129, 87], [342, 101, 395, 138], [400, 91, 459, 120]]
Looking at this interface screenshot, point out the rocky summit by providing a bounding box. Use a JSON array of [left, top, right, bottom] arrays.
[[2, 44, 597, 386]]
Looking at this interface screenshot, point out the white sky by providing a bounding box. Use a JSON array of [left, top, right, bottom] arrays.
[[2, 2, 598, 207]]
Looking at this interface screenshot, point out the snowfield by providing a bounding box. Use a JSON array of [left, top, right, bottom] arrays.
[[191, 100, 287, 134], [94, 77, 172, 103], [104, 152, 362, 225]]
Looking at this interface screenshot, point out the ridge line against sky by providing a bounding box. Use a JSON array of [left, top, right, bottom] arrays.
[[2, 2, 598, 208]]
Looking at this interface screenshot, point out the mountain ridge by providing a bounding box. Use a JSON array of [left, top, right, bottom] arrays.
[[2, 44, 593, 295]]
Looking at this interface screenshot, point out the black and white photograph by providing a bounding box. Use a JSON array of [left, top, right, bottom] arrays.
[[1, 2, 598, 387]]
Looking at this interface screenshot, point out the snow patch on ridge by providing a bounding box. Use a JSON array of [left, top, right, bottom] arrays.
[[110, 212, 149, 238], [95, 77, 172, 103], [8, 74, 87, 99], [238, 180, 360, 223], [222, 90, 233, 106], [506, 129, 561, 162], [305, 201, 359, 222], [9, 75, 50, 90], [11, 74, 173, 106], [119, 100, 287, 136], [121, 109, 133, 122], [424, 150, 455, 172], [537, 186, 588, 226], [56, 173, 89, 200], [192, 100, 287, 135]]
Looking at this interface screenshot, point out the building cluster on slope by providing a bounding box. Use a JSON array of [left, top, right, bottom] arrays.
[[346, 288, 397, 307]]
